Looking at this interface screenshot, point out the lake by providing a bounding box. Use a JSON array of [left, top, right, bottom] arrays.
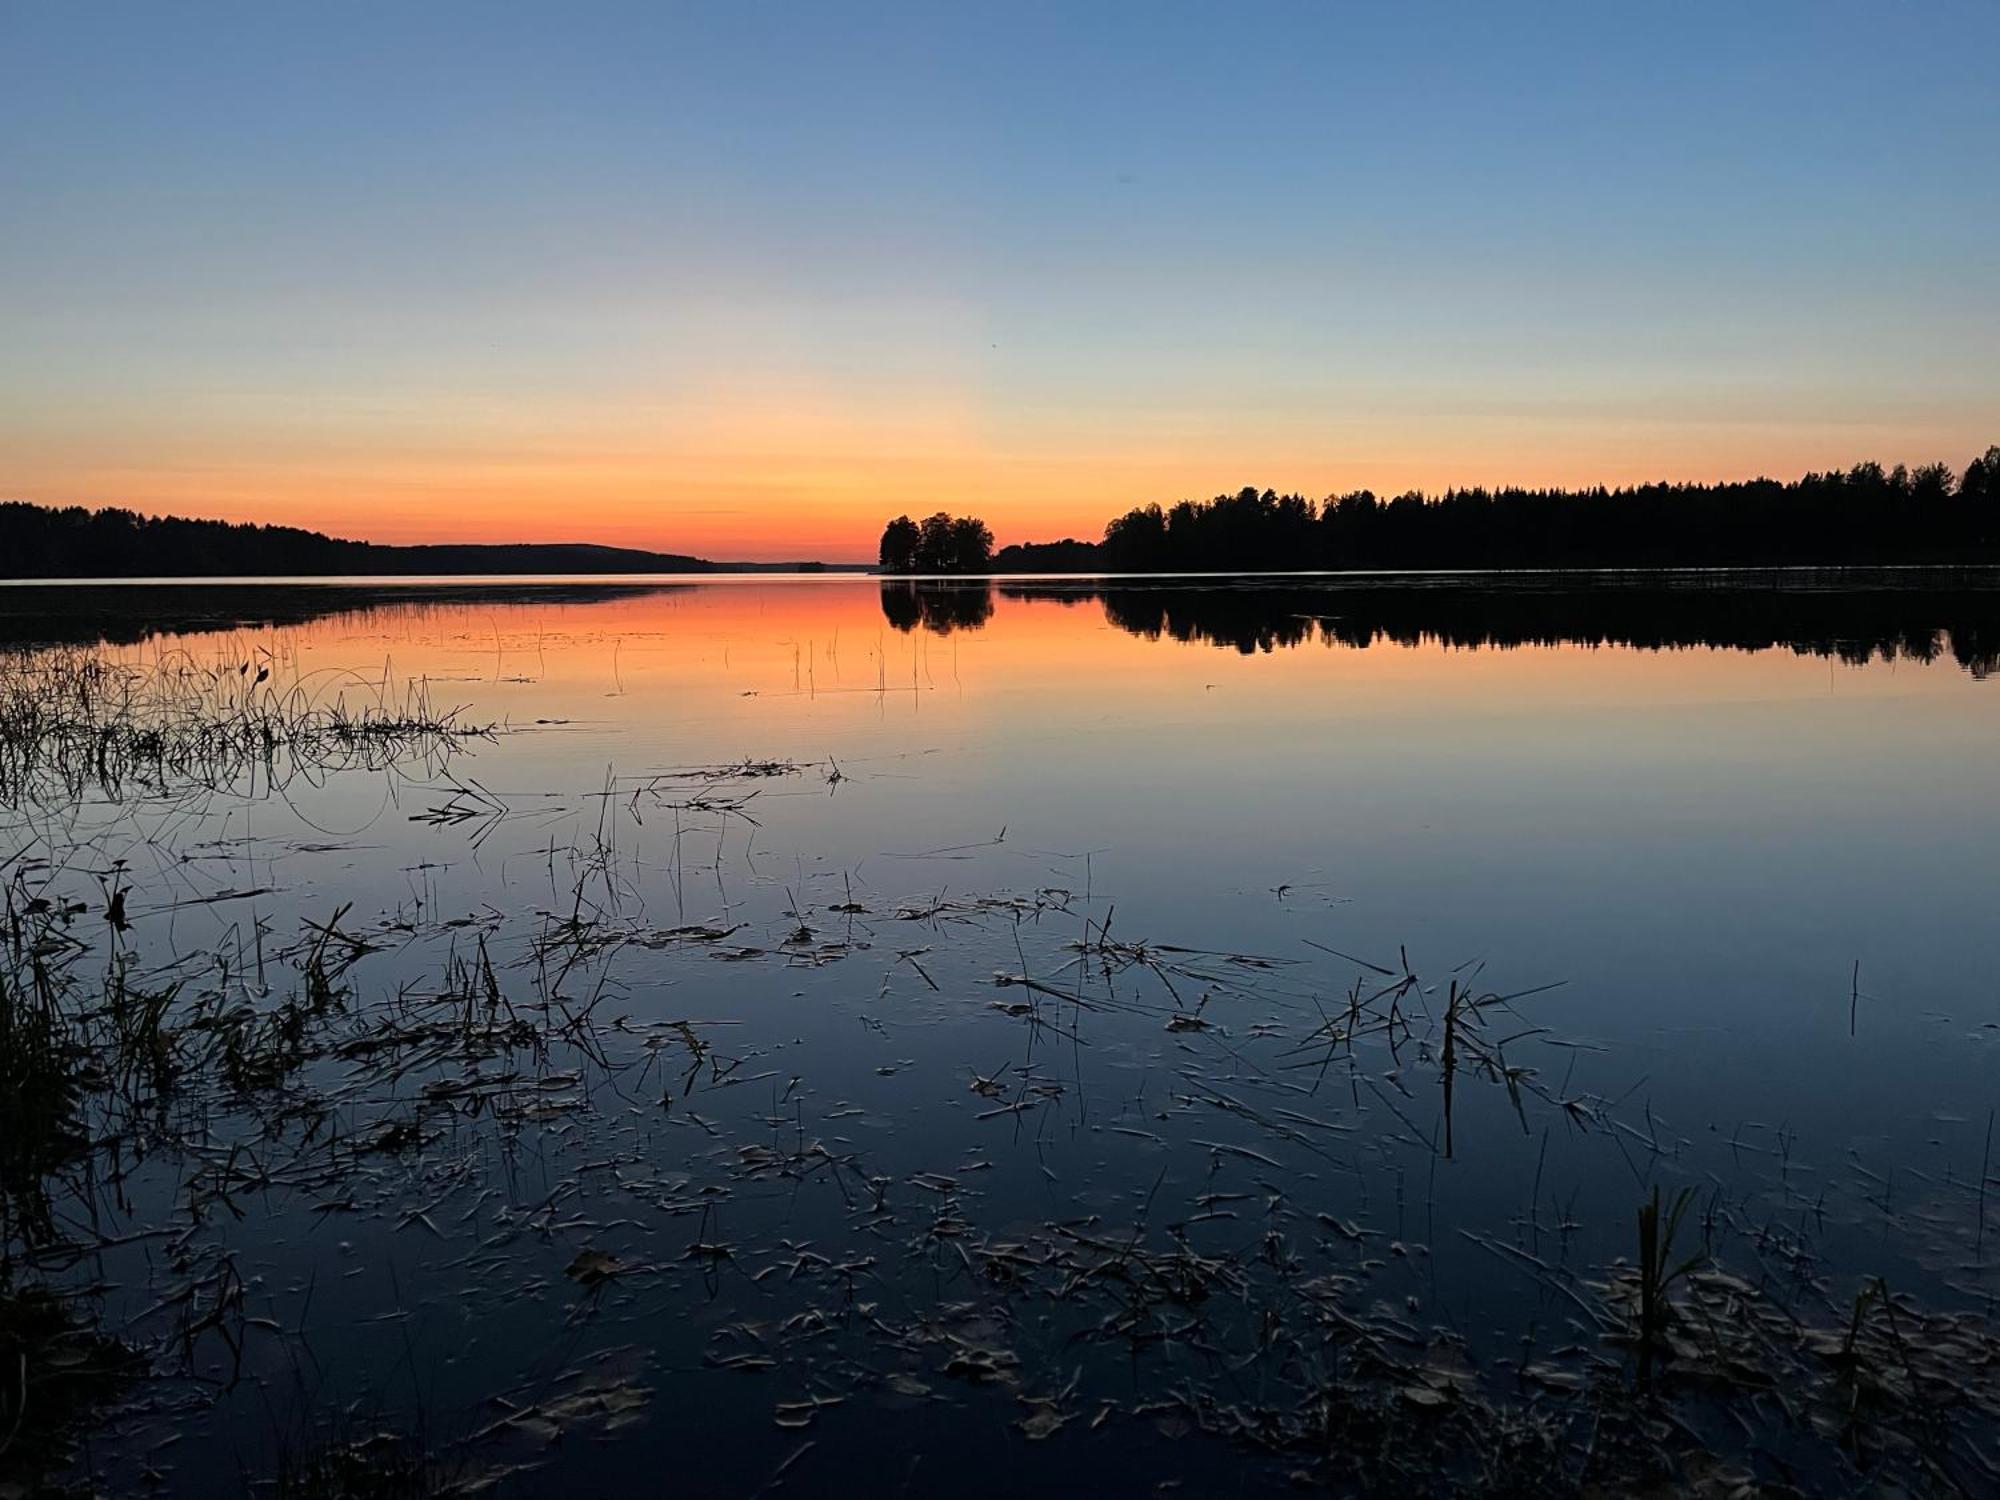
[[5, 571, 1999, 1495]]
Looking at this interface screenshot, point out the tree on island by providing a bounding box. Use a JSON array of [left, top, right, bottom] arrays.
[[877, 515, 920, 572], [878, 511, 993, 573]]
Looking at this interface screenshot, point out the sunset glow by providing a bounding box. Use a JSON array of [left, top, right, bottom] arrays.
[[13, 4, 2000, 1486], [4, 2, 1997, 559]]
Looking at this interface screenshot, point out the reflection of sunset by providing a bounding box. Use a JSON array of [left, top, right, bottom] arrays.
[[106, 581, 1980, 760], [8, 5, 2000, 1490]]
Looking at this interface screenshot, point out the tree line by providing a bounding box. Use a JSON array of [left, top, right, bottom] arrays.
[[877, 512, 994, 573], [0, 502, 725, 577], [2, 503, 374, 576], [977, 446, 2000, 572]]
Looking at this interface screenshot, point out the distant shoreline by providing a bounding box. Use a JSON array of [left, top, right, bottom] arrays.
[[10, 562, 2000, 588], [0, 500, 873, 579], [0, 572, 876, 587], [11, 564, 2000, 656]]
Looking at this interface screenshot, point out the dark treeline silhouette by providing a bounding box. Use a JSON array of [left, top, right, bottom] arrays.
[[990, 538, 1101, 572], [985, 447, 2000, 572], [878, 580, 995, 634], [878, 512, 994, 574], [0, 502, 867, 578], [880, 572, 2000, 677]]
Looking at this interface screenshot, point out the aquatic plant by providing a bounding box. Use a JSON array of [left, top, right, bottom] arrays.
[[0, 646, 491, 805]]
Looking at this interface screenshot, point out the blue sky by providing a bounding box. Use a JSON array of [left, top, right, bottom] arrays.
[[2, 1, 1995, 554]]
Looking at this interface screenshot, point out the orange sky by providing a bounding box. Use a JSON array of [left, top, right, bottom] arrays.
[[8, 400, 1992, 562], [6, 8, 1995, 561]]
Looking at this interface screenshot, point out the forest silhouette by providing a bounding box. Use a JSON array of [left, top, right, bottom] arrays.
[[990, 447, 2000, 572], [0, 503, 866, 578], [10, 445, 2000, 580]]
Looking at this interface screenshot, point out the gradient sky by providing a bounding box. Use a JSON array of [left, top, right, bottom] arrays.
[[3, 2, 1997, 560]]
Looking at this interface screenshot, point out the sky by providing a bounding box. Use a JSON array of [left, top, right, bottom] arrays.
[[3, 1, 1997, 561]]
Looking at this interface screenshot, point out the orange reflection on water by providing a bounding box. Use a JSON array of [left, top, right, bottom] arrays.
[[98, 578, 1978, 768]]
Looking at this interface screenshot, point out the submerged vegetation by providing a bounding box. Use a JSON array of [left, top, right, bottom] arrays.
[[0, 603, 1996, 1495], [0, 645, 491, 804]]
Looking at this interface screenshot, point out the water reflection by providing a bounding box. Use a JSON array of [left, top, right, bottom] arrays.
[[878, 573, 2000, 675], [878, 578, 994, 634], [8, 572, 2000, 1493], [0, 580, 691, 646]]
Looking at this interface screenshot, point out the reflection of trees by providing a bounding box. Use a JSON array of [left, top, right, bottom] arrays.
[[1097, 590, 1316, 654], [0, 582, 692, 649], [879, 580, 994, 635], [999, 577, 2000, 677]]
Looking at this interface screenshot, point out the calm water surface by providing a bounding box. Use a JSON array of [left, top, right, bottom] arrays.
[[6, 573, 1999, 1494]]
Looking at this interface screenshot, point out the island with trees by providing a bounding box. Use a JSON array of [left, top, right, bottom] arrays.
[[876, 512, 995, 573]]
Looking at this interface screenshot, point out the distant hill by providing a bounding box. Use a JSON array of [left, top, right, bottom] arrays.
[[0, 502, 867, 577]]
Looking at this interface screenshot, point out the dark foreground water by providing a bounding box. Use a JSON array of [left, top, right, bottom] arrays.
[[4, 572, 1999, 1496]]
